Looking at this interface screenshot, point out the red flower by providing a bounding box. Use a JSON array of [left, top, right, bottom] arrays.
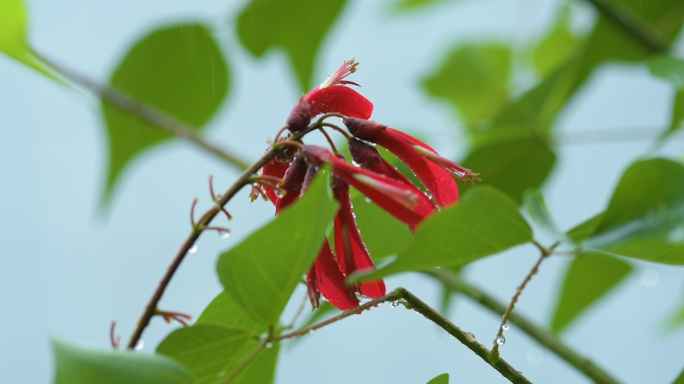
[[343, 117, 478, 208], [306, 240, 360, 310], [287, 60, 374, 132], [302, 145, 437, 230]]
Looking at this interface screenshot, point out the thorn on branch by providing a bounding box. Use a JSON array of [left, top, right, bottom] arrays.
[[110, 321, 121, 350], [154, 308, 192, 327], [209, 175, 233, 220]]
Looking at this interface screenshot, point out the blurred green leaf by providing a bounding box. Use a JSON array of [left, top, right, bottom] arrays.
[[551, 251, 632, 333], [426, 373, 449, 384], [573, 0, 684, 87], [423, 44, 510, 125], [0, 0, 56, 78], [217, 172, 338, 326], [649, 56, 684, 90], [569, 158, 684, 265], [460, 138, 556, 205], [157, 324, 258, 384], [668, 91, 684, 135], [392, 0, 454, 11], [52, 339, 193, 384], [532, 8, 579, 77], [357, 186, 532, 280], [102, 24, 229, 206], [236, 0, 346, 92], [523, 190, 564, 239], [673, 366, 684, 384], [196, 291, 266, 335], [351, 193, 413, 261]]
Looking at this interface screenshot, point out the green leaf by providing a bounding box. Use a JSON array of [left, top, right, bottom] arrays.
[[672, 366, 684, 384], [0, 0, 55, 78], [236, 0, 346, 92], [649, 56, 684, 90], [422, 44, 510, 125], [217, 172, 338, 326], [570, 159, 684, 265], [523, 190, 564, 240], [196, 291, 266, 335], [392, 0, 454, 12], [551, 251, 632, 333], [52, 339, 193, 384], [157, 324, 258, 384], [668, 90, 684, 135], [351, 193, 413, 261], [459, 138, 557, 205], [230, 342, 279, 384], [532, 7, 579, 77], [426, 373, 449, 384], [359, 186, 532, 279], [102, 24, 229, 205]]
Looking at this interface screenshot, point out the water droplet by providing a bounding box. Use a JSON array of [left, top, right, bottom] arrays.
[[188, 245, 198, 254], [220, 231, 230, 239], [308, 329, 314, 335], [265, 342, 273, 349], [502, 322, 510, 331], [364, 197, 371, 203], [134, 340, 144, 351], [526, 348, 545, 367], [448, 334, 455, 339], [496, 335, 506, 346], [389, 299, 405, 308], [641, 268, 659, 287], [465, 332, 476, 342]]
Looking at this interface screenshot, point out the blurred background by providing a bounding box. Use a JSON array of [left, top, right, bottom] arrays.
[[1, 0, 684, 383]]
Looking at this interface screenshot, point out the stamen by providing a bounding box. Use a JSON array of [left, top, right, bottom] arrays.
[[352, 174, 419, 209], [413, 145, 481, 184], [319, 59, 360, 89]]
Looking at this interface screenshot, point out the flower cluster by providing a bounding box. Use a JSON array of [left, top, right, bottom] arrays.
[[255, 60, 477, 311]]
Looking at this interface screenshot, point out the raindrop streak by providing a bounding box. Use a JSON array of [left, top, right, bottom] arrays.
[[502, 322, 510, 331], [134, 340, 144, 351], [188, 245, 198, 254], [496, 335, 506, 346], [220, 232, 230, 239], [465, 332, 476, 342], [641, 268, 659, 287]]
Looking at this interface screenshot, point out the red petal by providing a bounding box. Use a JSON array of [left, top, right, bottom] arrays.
[[313, 241, 360, 311], [305, 86, 373, 120], [333, 186, 386, 298], [262, 159, 290, 205], [328, 155, 436, 228], [348, 138, 412, 185], [377, 128, 459, 207]]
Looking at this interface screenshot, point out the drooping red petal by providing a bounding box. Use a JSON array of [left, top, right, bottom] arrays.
[[348, 138, 412, 185], [344, 118, 459, 207], [310, 240, 360, 311], [305, 86, 373, 120], [332, 182, 386, 298], [261, 158, 291, 205]]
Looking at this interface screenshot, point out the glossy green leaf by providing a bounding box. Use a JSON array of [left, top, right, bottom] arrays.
[[359, 186, 532, 279], [523, 190, 565, 240], [157, 324, 258, 384], [217, 172, 338, 326], [423, 44, 510, 125], [0, 0, 55, 77], [351, 193, 413, 261], [649, 56, 684, 90], [426, 373, 449, 384], [102, 24, 229, 205], [196, 291, 266, 335], [551, 251, 632, 333], [459, 138, 556, 205], [569, 159, 684, 265], [52, 339, 193, 384], [532, 8, 579, 77], [236, 0, 346, 91]]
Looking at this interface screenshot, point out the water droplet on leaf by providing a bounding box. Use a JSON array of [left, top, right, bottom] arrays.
[[265, 342, 273, 349]]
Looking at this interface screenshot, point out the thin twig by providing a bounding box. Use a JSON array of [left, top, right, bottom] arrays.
[[320, 122, 352, 139], [318, 127, 339, 154], [427, 270, 621, 384], [395, 288, 533, 384], [491, 243, 557, 357], [33, 51, 251, 171], [580, 0, 668, 53], [126, 122, 322, 349]]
